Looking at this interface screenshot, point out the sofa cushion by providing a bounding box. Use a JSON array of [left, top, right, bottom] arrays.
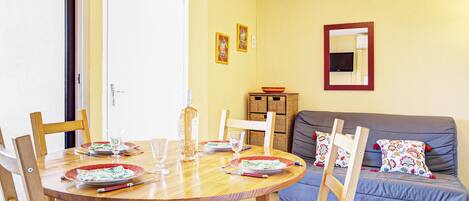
[[291, 111, 458, 175], [377, 139, 433, 177], [279, 165, 468, 201], [313, 131, 351, 167]]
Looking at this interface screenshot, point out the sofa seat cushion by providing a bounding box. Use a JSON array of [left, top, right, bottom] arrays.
[[280, 165, 468, 201]]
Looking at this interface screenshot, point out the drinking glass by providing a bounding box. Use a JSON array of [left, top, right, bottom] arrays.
[[150, 138, 170, 175], [229, 131, 245, 160], [109, 137, 122, 159]]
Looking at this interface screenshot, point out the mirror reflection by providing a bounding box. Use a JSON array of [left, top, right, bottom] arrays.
[[329, 28, 368, 85]]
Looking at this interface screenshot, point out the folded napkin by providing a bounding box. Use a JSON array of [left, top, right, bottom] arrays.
[[76, 166, 135, 181], [239, 160, 286, 170]]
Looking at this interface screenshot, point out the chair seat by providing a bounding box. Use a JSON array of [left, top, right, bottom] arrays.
[[280, 165, 469, 201]]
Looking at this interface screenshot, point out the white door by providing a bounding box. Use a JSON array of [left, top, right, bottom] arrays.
[[104, 0, 187, 141]]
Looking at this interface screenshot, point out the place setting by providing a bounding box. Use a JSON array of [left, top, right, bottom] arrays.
[[218, 131, 297, 179], [60, 137, 174, 193], [201, 139, 252, 153], [61, 163, 153, 193], [74, 136, 144, 158]]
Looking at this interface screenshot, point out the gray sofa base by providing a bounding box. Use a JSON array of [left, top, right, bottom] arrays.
[[281, 111, 468, 201], [280, 165, 468, 201]]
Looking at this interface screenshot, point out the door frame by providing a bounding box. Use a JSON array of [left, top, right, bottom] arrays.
[[65, 0, 76, 148], [74, 0, 89, 146], [101, 0, 189, 140]]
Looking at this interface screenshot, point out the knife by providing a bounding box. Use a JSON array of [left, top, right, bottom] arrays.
[[74, 148, 91, 156], [97, 179, 154, 193], [241, 146, 252, 151], [224, 169, 269, 178]]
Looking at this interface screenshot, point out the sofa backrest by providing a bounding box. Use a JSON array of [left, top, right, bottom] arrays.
[[291, 111, 458, 176]]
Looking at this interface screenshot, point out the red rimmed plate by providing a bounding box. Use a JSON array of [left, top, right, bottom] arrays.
[[81, 141, 137, 155], [230, 156, 294, 174], [261, 87, 285, 93], [201, 140, 232, 152], [64, 163, 144, 186]]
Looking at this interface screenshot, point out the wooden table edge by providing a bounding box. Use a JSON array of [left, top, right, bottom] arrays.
[[41, 143, 307, 201], [44, 167, 306, 201]]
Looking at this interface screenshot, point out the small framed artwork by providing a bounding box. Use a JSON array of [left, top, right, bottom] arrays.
[[237, 24, 248, 52], [215, 32, 229, 64]]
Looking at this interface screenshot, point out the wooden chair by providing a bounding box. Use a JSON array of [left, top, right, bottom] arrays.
[[317, 119, 370, 201], [218, 109, 276, 150], [0, 131, 45, 201], [0, 127, 18, 201], [30, 109, 91, 157]]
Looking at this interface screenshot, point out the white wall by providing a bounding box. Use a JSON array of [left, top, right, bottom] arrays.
[[0, 0, 65, 199]]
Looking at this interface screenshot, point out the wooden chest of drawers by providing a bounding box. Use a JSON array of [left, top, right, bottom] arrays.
[[247, 92, 298, 152]]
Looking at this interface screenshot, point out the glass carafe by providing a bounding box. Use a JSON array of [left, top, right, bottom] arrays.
[[178, 91, 199, 161]]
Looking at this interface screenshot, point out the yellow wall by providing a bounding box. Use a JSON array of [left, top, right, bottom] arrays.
[[256, 0, 469, 185], [206, 0, 258, 139], [330, 35, 356, 53], [89, 0, 103, 141], [189, 0, 210, 140], [190, 0, 259, 140]]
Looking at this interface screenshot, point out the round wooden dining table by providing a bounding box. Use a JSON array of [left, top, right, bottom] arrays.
[[37, 141, 306, 201]]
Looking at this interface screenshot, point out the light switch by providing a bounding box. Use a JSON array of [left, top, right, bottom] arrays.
[[251, 35, 256, 48]]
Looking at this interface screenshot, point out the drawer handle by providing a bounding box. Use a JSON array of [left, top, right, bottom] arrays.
[[263, 114, 267, 118], [254, 96, 262, 100], [272, 97, 281, 101]]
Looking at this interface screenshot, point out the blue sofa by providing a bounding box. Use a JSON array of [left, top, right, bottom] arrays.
[[279, 111, 468, 201]]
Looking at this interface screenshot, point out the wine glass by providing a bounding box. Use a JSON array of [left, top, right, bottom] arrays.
[[229, 131, 246, 160], [109, 137, 122, 159], [150, 138, 170, 175]]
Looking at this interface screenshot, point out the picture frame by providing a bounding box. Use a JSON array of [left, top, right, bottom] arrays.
[[215, 32, 230, 64], [237, 24, 248, 52]]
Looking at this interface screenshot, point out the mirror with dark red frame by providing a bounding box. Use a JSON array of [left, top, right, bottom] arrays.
[[324, 22, 374, 90]]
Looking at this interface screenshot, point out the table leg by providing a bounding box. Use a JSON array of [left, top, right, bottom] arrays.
[[256, 194, 270, 201]]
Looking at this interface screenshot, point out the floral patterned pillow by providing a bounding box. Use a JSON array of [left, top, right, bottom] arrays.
[[377, 139, 433, 178], [314, 131, 351, 167]]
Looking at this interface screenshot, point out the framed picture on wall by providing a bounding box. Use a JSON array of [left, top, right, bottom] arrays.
[[237, 24, 248, 52], [216, 32, 230, 64]]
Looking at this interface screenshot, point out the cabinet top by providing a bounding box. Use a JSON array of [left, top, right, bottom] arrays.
[[249, 92, 299, 95]]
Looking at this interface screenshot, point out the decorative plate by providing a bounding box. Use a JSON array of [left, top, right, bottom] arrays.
[[81, 141, 137, 155], [261, 87, 285, 93], [230, 156, 294, 174], [201, 140, 232, 152], [64, 163, 144, 186]]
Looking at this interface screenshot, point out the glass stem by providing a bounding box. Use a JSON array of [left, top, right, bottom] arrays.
[[156, 161, 164, 170]]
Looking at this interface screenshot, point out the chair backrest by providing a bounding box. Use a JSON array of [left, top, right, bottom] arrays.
[[218, 109, 276, 150], [0, 131, 45, 201], [30, 109, 91, 157], [317, 119, 370, 201]]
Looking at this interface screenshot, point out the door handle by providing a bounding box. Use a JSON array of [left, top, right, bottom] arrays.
[[110, 83, 125, 106]]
